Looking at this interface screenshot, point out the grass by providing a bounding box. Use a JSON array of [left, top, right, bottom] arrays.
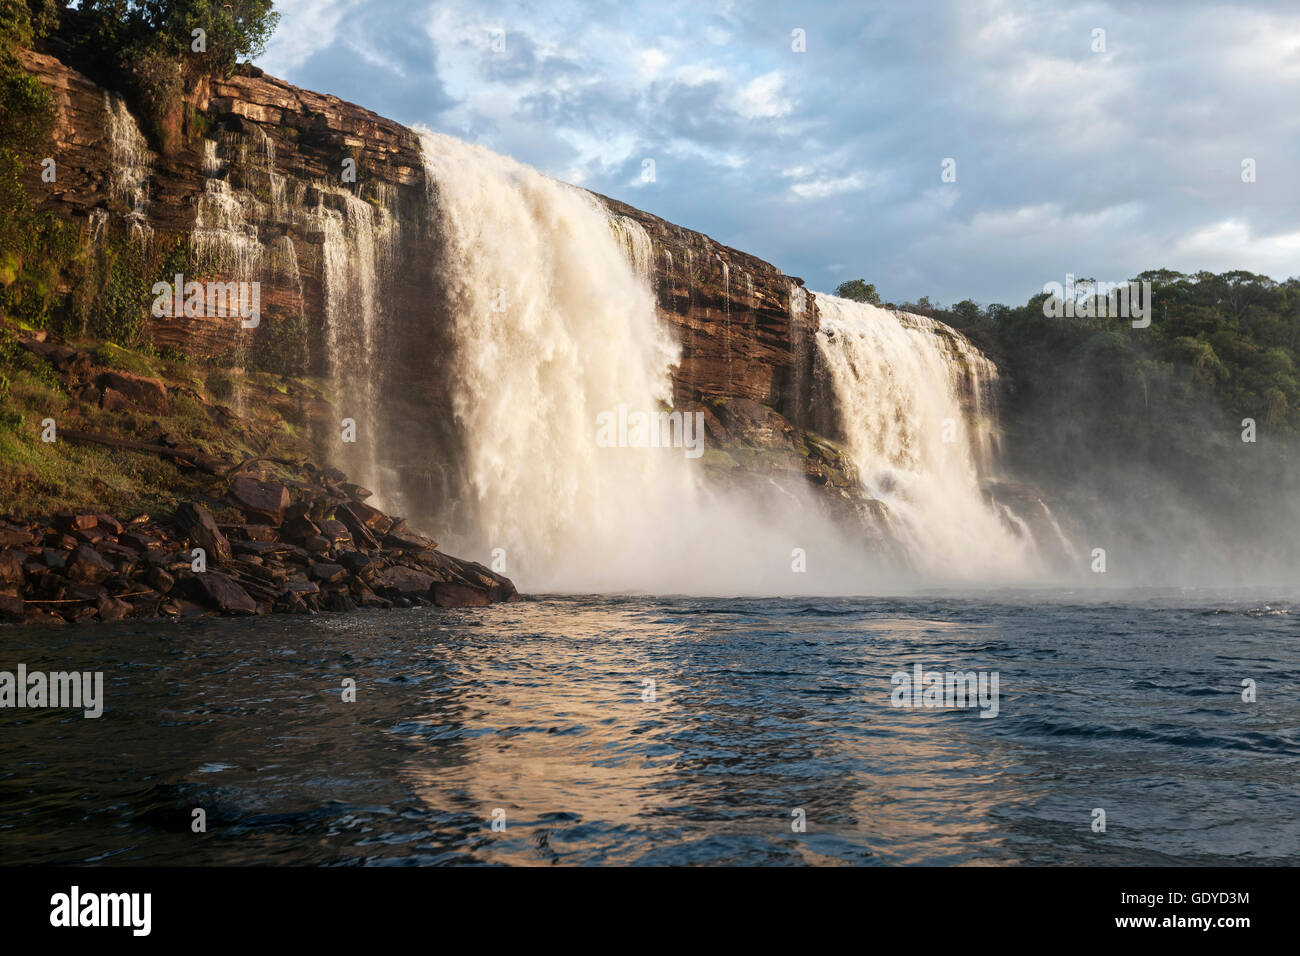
[[0, 320, 330, 519]]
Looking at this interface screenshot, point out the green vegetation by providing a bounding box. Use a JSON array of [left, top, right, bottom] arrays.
[[884, 271, 1300, 437], [859, 270, 1300, 530], [62, 0, 280, 152], [834, 278, 882, 306], [0, 1, 85, 333], [0, 325, 323, 516]]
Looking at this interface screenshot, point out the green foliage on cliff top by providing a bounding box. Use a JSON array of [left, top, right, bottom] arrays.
[[66, 0, 280, 79], [866, 270, 1300, 519], [59, 0, 280, 152], [834, 278, 882, 306]]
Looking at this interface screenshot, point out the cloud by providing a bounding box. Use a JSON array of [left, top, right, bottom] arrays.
[[257, 0, 1300, 303], [734, 70, 793, 118]]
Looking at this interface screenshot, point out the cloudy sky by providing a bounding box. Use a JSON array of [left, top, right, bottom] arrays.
[[260, 0, 1300, 305]]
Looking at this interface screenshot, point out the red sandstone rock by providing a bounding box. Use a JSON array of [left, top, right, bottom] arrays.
[[96, 370, 170, 413], [432, 582, 490, 607], [228, 476, 290, 525]]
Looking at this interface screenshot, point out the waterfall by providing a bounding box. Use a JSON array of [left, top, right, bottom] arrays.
[[189, 132, 397, 493], [813, 294, 1035, 577], [412, 128, 874, 593], [102, 93, 153, 243], [309, 188, 396, 502]]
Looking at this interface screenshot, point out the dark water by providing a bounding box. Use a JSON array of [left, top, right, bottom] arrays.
[[2, 592, 1298, 866]]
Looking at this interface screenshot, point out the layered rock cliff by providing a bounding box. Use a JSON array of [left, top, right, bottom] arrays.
[[15, 41, 863, 523]]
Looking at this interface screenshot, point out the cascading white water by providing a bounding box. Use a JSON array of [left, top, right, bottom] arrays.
[[813, 293, 1035, 578], [310, 188, 396, 502], [189, 131, 398, 495], [103, 93, 153, 243], [413, 128, 873, 593], [417, 128, 681, 586]]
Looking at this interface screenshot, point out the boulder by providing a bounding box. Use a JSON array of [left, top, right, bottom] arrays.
[[432, 582, 490, 607], [228, 476, 290, 525], [309, 562, 347, 584], [0, 550, 25, 587], [148, 566, 175, 594], [65, 545, 113, 584], [96, 594, 132, 622], [281, 514, 321, 543], [95, 514, 124, 535], [174, 503, 233, 564], [383, 521, 438, 551], [55, 512, 98, 532], [0, 523, 35, 548], [96, 370, 170, 413], [372, 565, 434, 599], [343, 501, 393, 536], [193, 572, 258, 614], [0, 594, 25, 622], [341, 483, 373, 501], [338, 551, 374, 576], [120, 531, 164, 553]]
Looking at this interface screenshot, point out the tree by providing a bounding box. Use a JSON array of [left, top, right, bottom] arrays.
[[835, 278, 882, 305], [64, 1, 280, 153], [71, 1, 279, 77]]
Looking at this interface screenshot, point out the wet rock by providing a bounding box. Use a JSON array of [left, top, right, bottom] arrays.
[[338, 551, 374, 576], [174, 503, 233, 564], [432, 582, 490, 607], [383, 521, 437, 551], [192, 572, 258, 614], [0, 595, 26, 622], [372, 565, 434, 598], [97, 593, 131, 621], [341, 483, 373, 501], [0, 550, 25, 587], [65, 545, 113, 584], [227, 476, 290, 525], [303, 534, 330, 553], [344, 501, 394, 536], [334, 504, 380, 549], [324, 590, 356, 612], [148, 566, 175, 594], [318, 519, 351, 544], [24, 608, 66, 626], [309, 562, 347, 584], [281, 514, 320, 543]]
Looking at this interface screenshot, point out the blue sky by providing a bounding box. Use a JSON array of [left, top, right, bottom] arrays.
[[260, 0, 1300, 305]]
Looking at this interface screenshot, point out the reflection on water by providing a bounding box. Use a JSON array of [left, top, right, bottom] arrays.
[[1, 593, 1298, 865]]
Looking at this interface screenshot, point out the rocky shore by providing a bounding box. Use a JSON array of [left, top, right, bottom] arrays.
[[0, 466, 519, 626], [0, 329, 519, 626]]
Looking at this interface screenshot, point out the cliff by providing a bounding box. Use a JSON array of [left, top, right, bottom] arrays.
[[13, 42, 867, 517]]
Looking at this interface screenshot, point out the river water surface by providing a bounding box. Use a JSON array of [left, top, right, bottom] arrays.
[[2, 592, 1297, 866]]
